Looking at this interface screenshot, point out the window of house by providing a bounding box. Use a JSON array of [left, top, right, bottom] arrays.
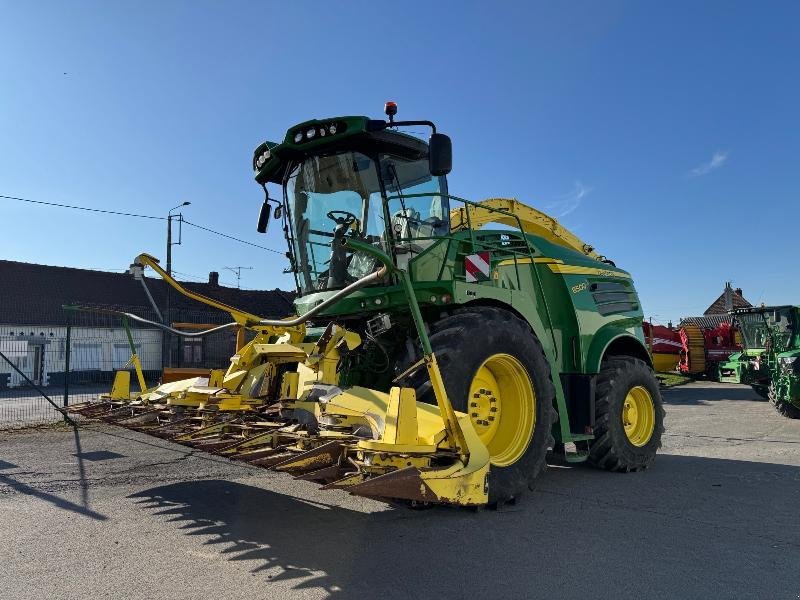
[[182, 339, 203, 365]]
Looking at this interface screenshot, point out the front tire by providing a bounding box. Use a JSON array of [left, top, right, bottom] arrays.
[[589, 357, 664, 471], [769, 383, 800, 419], [401, 306, 555, 504]]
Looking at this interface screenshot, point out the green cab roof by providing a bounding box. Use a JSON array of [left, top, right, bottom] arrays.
[[252, 115, 428, 185]]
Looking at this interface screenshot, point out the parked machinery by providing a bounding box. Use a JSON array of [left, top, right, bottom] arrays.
[[69, 105, 665, 506], [642, 321, 682, 372], [678, 321, 740, 379], [719, 306, 800, 416]]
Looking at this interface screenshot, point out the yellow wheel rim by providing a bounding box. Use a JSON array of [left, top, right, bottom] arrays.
[[622, 386, 655, 447], [467, 354, 535, 467]]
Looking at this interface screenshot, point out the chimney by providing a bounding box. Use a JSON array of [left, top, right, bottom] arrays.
[[734, 288, 742, 296], [208, 271, 219, 286], [724, 282, 733, 312]]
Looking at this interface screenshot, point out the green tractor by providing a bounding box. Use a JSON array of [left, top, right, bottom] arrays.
[[720, 306, 800, 417], [71, 103, 664, 507]]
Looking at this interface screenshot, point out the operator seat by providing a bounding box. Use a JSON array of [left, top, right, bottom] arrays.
[[390, 208, 437, 271]]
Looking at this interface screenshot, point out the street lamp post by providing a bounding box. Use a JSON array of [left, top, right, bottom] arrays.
[[164, 202, 191, 368]]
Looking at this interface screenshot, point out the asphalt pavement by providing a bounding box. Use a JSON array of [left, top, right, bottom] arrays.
[[1, 381, 799, 600]]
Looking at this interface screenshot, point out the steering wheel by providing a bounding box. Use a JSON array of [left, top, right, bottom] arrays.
[[326, 210, 359, 227]]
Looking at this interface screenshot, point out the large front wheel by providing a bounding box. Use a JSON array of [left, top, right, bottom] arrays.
[[402, 307, 555, 504], [589, 357, 664, 471]]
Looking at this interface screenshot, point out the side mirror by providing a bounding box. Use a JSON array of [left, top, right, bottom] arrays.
[[256, 201, 272, 233], [429, 133, 452, 176]]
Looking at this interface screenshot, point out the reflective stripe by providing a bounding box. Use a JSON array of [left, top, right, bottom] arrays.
[[495, 257, 564, 267], [547, 264, 631, 279], [465, 252, 491, 282]]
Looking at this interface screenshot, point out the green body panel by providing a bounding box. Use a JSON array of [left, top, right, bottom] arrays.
[[293, 225, 649, 445], [257, 114, 653, 447], [718, 349, 769, 385], [773, 349, 800, 409], [294, 228, 647, 378]]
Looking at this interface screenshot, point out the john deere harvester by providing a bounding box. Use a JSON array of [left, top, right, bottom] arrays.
[[69, 104, 664, 506], [720, 306, 800, 417]]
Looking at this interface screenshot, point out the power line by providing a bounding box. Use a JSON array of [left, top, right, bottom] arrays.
[[183, 220, 284, 255], [2, 192, 286, 255], [0, 194, 166, 220]]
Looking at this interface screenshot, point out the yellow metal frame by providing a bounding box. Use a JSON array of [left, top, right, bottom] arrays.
[[93, 252, 493, 505], [133, 253, 305, 342], [450, 197, 602, 260]]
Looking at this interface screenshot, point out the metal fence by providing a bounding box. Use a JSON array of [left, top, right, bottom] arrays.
[[0, 304, 242, 428]]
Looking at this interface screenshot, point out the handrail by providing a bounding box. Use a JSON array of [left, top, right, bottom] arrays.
[[386, 192, 601, 260]]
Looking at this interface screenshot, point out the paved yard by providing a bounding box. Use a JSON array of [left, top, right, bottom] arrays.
[[0, 384, 108, 428], [1, 382, 799, 599]]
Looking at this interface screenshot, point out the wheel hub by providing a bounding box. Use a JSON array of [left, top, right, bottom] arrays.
[[467, 354, 535, 467], [622, 385, 655, 447]]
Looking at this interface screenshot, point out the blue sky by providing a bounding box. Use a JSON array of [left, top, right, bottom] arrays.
[[1, 1, 798, 324]]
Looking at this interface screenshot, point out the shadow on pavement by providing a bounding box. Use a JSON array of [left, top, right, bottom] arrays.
[[0, 425, 108, 521], [662, 383, 763, 405], [128, 453, 800, 599], [0, 473, 107, 521]]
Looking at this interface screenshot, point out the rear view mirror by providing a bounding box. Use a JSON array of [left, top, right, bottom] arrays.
[[256, 201, 272, 233], [429, 133, 452, 176]]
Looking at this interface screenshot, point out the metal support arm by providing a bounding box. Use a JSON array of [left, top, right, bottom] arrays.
[[342, 238, 469, 456]]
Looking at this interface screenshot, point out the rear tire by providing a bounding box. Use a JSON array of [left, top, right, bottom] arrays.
[[769, 383, 800, 419], [400, 306, 555, 504], [589, 357, 664, 471]]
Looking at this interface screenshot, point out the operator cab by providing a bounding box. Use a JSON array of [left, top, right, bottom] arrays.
[[252, 103, 452, 296]]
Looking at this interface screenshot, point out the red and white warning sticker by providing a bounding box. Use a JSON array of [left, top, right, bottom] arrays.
[[465, 252, 491, 283]]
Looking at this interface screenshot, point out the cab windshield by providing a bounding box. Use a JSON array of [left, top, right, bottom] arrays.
[[737, 314, 772, 349], [284, 149, 449, 295], [737, 309, 796, 350], [285, 151, 386, 294]]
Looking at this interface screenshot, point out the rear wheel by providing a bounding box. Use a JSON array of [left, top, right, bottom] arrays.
[[401, 306, 555, 504], [589, 357, 664, 471], [769, 383, 800, 419]]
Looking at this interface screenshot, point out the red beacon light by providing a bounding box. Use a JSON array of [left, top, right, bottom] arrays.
[[384, 101, 398, 123]]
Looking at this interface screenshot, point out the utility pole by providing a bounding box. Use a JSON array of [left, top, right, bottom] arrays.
[[166, 215, 172, 276], [165, 201, 191, 368], [224, 266, 253, 289], [166, 201, 191, 276]]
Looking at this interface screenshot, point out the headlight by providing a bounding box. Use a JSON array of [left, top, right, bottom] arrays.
[[255, 149, 271, 169], [328, 123, 337, 134], [294, 131, 303, 143], [305, 127, 316, 139]]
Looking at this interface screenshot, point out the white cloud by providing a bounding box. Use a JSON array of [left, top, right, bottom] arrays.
[[546, 181, 592, 217], [689, 151, 729, 177]]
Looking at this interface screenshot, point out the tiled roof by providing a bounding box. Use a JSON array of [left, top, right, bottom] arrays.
[[0, 260, 294, 326], [704, 288, 752, 315], [678, 315, 733, 329]]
